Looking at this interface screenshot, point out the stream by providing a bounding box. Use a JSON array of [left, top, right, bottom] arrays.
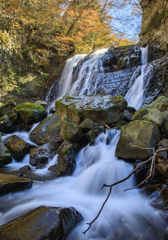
[[0, 47, 168, 239]]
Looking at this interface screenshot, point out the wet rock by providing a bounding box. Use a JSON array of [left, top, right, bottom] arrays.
[[48, 163, 58, 173], [56, 95, 127, 126], [87, 126, 104, 142], [29, 113, 61, 145], [49, 106, 56, 114], [116, 120, 160, 161], [0, 206, 82, 240], [57, 140, 77, 176], [5, 111, 18, 125], [162, 111, 168, 137], [36, 164, 45, 169], [19, 165, 31, 172], [60, 118, 81, 141], [0, 134, 12, 167], [0, 173, 33, 195], [29, 142, 58, 166], [79, 118, 98, 132], [34, 100, 47, 108], [0, 115, 15, 133], [0, 100, 16, 117], [14, 102, 47, 125], [4, 135, 35, 161], [133, 160, 149, 185]]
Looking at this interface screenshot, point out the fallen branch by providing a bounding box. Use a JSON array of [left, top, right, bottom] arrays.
[[83, 145, 168, 234]]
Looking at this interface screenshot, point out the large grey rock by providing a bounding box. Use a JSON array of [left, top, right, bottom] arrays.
[[116, 120, 161, 161], [0, 134, 12, 167], [143, 108, 163, 127], [30, 113, 61, 145], [60, 118, 81, 141], [0, 115, 15, 133], [4, 135, 35, 161], [0, 173, 32, 195], [0, 206, 82, 240], [55, 95, 127, 126], [14, 102, 47, 125]]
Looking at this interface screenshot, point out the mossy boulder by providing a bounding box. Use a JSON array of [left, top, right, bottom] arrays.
[[3, 135, 35, 161], [79, 118, 98, 132], [55, 95, 127, 126], [86, 126, 104, 142], [5, 111, 18, 125], [34, 100, 47, 108], [57, 140, 77, 176], [0, 173, 32, 195], [0, 206, 82, 240], [143, 108, 163, 127], [13, 102, 47, 125], [0, 134, 12, 167], [116, 120, 161, 161], [0, 115, 15, 133], [0, 100, 16, 117], [29, 113, 61, 145], [60, 118, 81, 141]]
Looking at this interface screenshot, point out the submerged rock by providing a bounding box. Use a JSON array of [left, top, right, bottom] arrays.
[[0, 134, 12, 167], [0, 173, 32, 195], [14, 102, 47, 125], [116, 120, 160, 161], [4, 135, 35, 161], [0, 206, 82, 240], [30, 112, 61, 145], [56, 95, 127, 126]]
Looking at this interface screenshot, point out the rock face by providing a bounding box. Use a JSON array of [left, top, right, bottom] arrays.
[[14, 102, 47, 125], [4, 135, 35, 161], [0, 206, 82, 240], [56, 95, 127, 126], [0, 115, 15, 133], [140, 0, 168, 50], [0, 173, 33, 195], [60, 118, 81, 141], [116, 120, 160, 160], [0, 135, 12, 167], [30, 113, 61, 145], [0, 100, 16, 117]]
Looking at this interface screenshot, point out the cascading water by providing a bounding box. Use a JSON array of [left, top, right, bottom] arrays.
[[0, 47, 168, 239]]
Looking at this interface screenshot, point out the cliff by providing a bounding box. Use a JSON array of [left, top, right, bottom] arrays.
[[140, 0, 168, 50]]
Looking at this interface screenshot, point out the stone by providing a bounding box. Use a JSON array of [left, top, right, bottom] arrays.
[[29, 141, 59, 166], [0, 134, 12, 167], [55, 95, 127, 126], [57, 140, 77, 176], [19, 165, 31, 172], [79, 118, 98, 132], [0, 206, 82, 240], [29, 112, 61, 145], [49, 106, 56, 114], [143, 108, 163, 127], [156, 162, 168, 179], [14, 102, 47, 125], [162, 111, 168, 137], [0, 115, 15, 133], [86, 126, 104, 142], [0, 100, 16, 117], [4, 135, 35, 161], [0, 173, 33, 195], [5, 111, 18, 125], [60, 118, 81, 141], [34, 100, 47, 108], [116, 120, 161, 161]]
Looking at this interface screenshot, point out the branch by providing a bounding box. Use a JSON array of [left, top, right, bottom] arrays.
[[83, 145, 168, 234]]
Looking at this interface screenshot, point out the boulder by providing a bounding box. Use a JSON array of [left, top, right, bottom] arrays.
[[0, 206, 82, 240], [29, 113, 61, 145], [0, 100, 16, 117], [156, 162, 168, 179], [0, 173, 33, 195], [60, 118, 81, 141], [29, 140, 61, 166], [116, 120, 160, 161], [5, 111, 18, 125], [162, 111, 168, 137], [55, 95, 127, 126], [0, 134, 12, 167], [13, 102, 47, 125], [143, 108, 163, 127], [4, 135, 35, 161], [79, 118, 98, 132], [86, 126, 104, 142], [57, 140, 77, 176], [34, 100, 47, 108], [0, 115, 15, 133]]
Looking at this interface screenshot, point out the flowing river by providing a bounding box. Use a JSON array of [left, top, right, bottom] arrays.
[[0, 47, 167, 239]]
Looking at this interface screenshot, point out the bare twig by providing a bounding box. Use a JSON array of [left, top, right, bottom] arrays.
[[83, 145, 168, 234]]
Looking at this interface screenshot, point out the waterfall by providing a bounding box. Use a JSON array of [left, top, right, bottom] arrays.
[[0, 47, 167, 239]]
